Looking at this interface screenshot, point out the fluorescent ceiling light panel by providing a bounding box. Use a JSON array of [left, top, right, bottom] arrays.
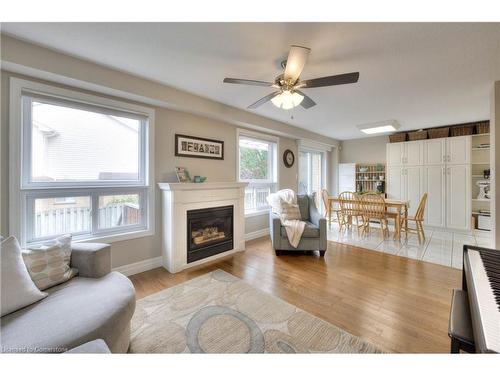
[[357, 120, 400, 135]]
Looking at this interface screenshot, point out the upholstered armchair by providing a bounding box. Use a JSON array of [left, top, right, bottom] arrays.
[[269, 194, 327, 256]]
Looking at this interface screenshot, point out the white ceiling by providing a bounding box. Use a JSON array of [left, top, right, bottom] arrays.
[[2, 23, 500, 140]]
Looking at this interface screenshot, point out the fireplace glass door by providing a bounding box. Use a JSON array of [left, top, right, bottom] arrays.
[[186, 205, 234, 263]]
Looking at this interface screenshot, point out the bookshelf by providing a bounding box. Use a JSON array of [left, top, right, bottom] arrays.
[[470, 134, 490, 232], [355, 163, 386, 194]]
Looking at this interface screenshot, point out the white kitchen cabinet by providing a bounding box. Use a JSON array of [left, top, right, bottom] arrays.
[[386, 135, 471, 231], [446, 164, 471, 230], [423, 165, 446, 227], [387, 166, 423, 216], [404, 166, 424, 217], [424, 138, 446, 165], [404, 141, 423, 166], [387, 143, 404, 166], [446, 136, 470, 165], [387, 141, 423, 166], [387, 166, 404, 200]]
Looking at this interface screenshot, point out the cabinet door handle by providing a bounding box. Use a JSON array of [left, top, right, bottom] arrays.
[[442, 155, 446, 163]]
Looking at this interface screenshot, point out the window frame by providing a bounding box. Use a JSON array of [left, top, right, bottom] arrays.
[[9, 78, 155, 246], [236, 129, 279, 216]]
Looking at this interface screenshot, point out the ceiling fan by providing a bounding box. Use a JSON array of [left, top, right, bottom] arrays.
[[223, 45, 359, 110]]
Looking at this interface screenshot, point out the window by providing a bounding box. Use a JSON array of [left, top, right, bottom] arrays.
[[299, 150, 325, 210], [10, 78, 154, 245], [237, 130, 278, 215]]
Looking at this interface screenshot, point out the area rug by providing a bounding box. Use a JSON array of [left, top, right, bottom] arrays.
[[129, 269, 383, 353]]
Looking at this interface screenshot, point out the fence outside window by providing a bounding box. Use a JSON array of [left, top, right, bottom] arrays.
[[35, 203, 140, 238], [244, 185, 273, 213]]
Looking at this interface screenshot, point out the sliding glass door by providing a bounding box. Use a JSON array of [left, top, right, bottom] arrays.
[[298, 150, 325, 209]]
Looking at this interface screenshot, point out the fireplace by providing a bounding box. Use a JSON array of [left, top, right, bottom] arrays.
[[159, 182, 246, 273], [186, 205, 234, 263]]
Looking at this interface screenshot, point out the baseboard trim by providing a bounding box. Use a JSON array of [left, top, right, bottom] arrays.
[[114, 230, 270, 276], [245, 228, 270, 241], [113, 256, 163, 276]]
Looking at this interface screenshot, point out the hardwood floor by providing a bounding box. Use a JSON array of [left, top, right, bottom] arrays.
[[129, 237, 461, 353]]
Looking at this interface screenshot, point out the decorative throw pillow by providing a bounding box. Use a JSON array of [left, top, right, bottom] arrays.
[[280, 201, 302, 221], [1, 236, 47, 317], [22, 234, 78, 291]]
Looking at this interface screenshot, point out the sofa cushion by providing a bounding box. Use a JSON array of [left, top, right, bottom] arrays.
[[1, 236, 47, 317], [281, 221, 319, 238], [23, 234, 77, 291], [0, 272, 135, 353], [297, 195, 310, 221]]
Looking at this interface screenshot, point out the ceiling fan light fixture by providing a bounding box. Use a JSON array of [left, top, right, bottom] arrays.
[[271, 90, 304, 110], [223, 45, 358, 111], [357, 120, 400, 135]]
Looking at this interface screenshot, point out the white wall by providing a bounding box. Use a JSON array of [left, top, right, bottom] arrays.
[[339, 135, 388, 164]]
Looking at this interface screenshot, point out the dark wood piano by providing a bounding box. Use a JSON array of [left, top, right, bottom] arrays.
[[449, 245, 500, 353]]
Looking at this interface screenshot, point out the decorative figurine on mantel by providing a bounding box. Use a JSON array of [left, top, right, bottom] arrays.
[[175, 167, 191, 183]]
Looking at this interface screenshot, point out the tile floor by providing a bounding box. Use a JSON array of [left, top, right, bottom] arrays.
[[327, 222, 493, 269]]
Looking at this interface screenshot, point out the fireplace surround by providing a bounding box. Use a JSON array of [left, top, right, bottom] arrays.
[[158, 182, 247, 273]]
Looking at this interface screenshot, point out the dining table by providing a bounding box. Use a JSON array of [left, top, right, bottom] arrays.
[[327, 196, 410, 239]]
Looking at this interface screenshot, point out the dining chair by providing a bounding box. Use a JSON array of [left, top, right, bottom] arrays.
[[338, 191, 364, 234], [400, 193, 428, 242], [360, 193, 389, 239], [321, 189, 340, 226]]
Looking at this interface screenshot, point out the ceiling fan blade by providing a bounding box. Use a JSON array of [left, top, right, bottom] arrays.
[[295, 90, 316, 109], [300, 72, 360, 88], [283, 45, 311, 84], [223, 78, 274, 87], [247, 91, 281, 109]]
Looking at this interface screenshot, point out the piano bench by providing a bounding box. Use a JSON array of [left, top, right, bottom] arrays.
[[448, 289, 476, 353]]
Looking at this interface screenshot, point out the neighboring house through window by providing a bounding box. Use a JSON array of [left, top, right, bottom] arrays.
[[9, 78, 155, 245], [237, 129, 278, 215]]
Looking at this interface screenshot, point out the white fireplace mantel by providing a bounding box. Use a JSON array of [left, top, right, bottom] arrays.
[[158, 182, 248, 191], [158, 182, 248, 273]]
